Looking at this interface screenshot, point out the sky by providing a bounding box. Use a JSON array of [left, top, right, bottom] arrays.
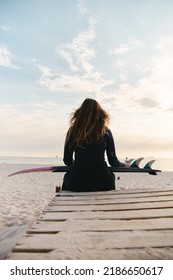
[[0, 0, 173, 159]]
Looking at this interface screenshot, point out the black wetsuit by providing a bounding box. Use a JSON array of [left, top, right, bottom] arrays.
[[62, 129, 124, 192]]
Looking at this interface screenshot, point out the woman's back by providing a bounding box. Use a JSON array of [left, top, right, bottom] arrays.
[[62, 98, 125, 192]]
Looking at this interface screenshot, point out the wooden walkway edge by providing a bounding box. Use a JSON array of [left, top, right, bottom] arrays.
[[7, 187, 173, 260]]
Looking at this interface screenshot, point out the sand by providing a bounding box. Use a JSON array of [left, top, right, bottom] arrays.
[[0, 164, 61, 259], [0, 163, 173, 259]]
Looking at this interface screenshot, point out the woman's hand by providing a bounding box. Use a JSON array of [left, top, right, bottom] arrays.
[[124, 163, 130, 168]]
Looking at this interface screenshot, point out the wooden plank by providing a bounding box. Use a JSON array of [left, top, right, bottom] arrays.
[[7, 187, 173, 260], [53, 193, 173, 205], [56, 188, 173, 199], [38, 204, 172, 221], [10, 230, 173, 250], [27, 218, 173, 232], [47, 200, 173, 211], [52, 197, 173, 205], [52, 192, 173, 203], [57, 188, 173, 196], [8, 247, 173, 260], [44, 204, 173, 214], [53, 191, 173, 201]]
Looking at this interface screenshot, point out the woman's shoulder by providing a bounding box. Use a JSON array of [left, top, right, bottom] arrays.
[[104, 128, 113, 140], [105, 127, 112, 135]]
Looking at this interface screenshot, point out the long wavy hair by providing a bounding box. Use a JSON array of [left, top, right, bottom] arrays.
[[66, 98, 110, 148]]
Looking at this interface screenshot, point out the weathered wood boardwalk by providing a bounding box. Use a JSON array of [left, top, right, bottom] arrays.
[[8, 187, 173, 259]]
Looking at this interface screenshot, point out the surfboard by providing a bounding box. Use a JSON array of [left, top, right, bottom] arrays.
[[8, 158, 161, 177]]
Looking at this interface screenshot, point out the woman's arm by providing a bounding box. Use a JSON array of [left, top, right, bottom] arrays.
[[63, 139, 73, 166], [105, 129, 125, 167]]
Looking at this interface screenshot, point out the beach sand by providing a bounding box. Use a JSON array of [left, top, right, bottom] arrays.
[[0, 163, 173, 259], [0, 164, 60, 259]]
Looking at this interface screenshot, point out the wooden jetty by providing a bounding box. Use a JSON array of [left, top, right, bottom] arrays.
[[7, 187, 173, 259]]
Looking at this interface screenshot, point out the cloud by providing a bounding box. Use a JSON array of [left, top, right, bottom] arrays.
[[116, 133, 173, 158], [57, 16, 97, 75], [111, 44, 133, 55], [135, 36, 173, 110], [37, 17, 114, 99], [0, 45, 20, 69], [57, 49, 79, 72], [0, 102, 67, 136], [38, 71, 113, 97], [110, 40, 143, 84], [37, 65, 55, 77], [0, 103, 69, 157], [108, 35, 173, 112], [0, 24, 16, 33], [110, 40, 142, 55], [77, 0, 88, 18], [36, 19, 173, 115], [139, 97, 159, 108]]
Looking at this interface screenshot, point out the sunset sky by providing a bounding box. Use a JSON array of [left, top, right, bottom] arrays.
[[0, 0, 173, 159]]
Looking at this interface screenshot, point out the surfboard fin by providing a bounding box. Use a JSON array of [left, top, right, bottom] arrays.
[[143, 160, 157, 175], [130, 157, 144, 168], [143, 159, 155, 169]]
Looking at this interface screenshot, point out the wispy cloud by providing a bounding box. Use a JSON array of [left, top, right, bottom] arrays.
[[110, 40, 142, 55], [139, 97, 159, 108], [111, 44, 133, 55], [37, 17, 114, 99], [37, 30, 173, 114], [0, 103, 68, 156], [107, 35, 173, 112], [110, 40, 143, 84], [77, 0, 88, 18], [37, 65, 55, 77], [0, 45, 20, 69], [57, 17, 97, 75], [0, 24, 16, 33], [57, 49, 79, 72], [135, 36, 173, 110]]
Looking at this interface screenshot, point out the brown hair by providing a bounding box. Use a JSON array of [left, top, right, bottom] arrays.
[[66, 98, 110, 148]]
